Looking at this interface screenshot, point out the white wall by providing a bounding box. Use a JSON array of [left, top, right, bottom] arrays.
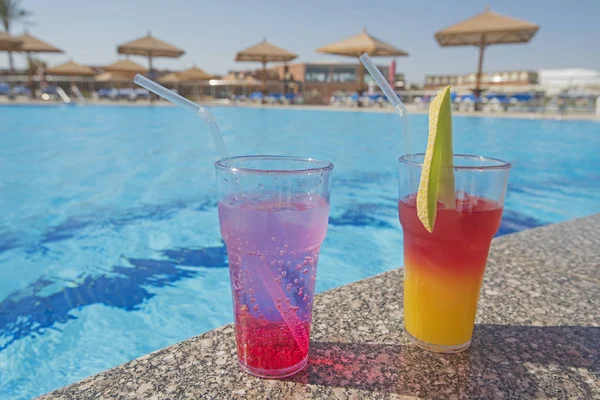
[[538, 68, 600, 95]]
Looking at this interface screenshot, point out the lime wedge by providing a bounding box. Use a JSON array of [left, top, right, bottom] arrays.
[[416, 86, 455, 232]]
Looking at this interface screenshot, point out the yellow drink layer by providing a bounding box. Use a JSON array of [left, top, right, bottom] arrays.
[[404, 260, 485, 346], [399, 196, 504, 348]]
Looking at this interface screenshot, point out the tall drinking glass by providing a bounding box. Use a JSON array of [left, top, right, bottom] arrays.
[[215, 156, 333, 378], [398, 154, 510, 353]]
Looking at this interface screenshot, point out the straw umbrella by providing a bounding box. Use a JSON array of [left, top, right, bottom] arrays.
[[47, 60, 95, 76], [156, 71, 181, 92], [105, 59, 147, 75], [95, 71, 132, 83], [244, 75, 260, 85], [46, 61, 95, 95], [317, 29, 408, 92], [17, 33, 62, 55], [117, 32, 184, 72], [435, 7, 539, 99], [158, 72, 181, 84], [222, 72, 261, 86], [0, 31, 21, 51], [178, 66, 211, 81], [222, 72, 240, 82], [235, 39, 297, 94], [0, 32, 21, 96], [16, 33, 63, 97], [0, 33, 21, 80], [222, 72, 261, 97], [117, 32, 184, 102], [176, 66, 212, 97], [102, 59, 147, 87]]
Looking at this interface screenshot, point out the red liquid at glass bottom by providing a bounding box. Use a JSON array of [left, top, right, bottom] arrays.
[[235, 312, 311, 378]]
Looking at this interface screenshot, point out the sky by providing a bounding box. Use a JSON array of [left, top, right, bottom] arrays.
[[4, 0, 600, 83]]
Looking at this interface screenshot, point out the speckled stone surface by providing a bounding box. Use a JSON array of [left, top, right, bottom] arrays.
[[39, 215, 600, 400]]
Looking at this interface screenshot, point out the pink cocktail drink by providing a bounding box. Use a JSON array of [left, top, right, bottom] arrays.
[[219, 194, 329, 375], [215, 156, 333, 378]]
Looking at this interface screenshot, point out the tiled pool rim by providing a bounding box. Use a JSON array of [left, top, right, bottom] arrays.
[[38, 214, 600, 399]]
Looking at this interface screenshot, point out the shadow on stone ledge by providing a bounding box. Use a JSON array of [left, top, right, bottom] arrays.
[[286, 325, 598, 398]]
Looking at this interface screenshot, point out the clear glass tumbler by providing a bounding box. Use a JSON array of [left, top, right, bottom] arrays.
[[215, 156, 333, 378], [398, 154, 510, 353]]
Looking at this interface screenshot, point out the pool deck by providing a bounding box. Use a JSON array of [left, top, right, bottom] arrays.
[[38, 215, 600, 399], [2, 97, 598, 121]]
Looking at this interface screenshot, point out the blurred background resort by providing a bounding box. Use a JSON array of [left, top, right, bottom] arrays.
[[1, 1, 599, 115]]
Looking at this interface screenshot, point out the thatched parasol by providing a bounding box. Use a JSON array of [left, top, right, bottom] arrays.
[[95, 71, 132, 83], [117, 32, 184, 102], [235, 39, 297, 92], [105, 59, 147, 74], [16, 33, 61, 54], [117, 32, 184, 70], [0, 31, 21, 51], [317, 29, 408, 91], [15, 33, 63, 97], [221, 72, 261, 86], [46, 60, 95, 76], [435, 7, 539, 98], [158, 72, 181, 84], [178, 66, 211, 81]]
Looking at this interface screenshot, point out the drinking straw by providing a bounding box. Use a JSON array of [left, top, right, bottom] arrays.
[[359, 54, 413, 156], [133, 74, 229, 160], [133, 75, 307, 351], [258, 258, 309, 352]]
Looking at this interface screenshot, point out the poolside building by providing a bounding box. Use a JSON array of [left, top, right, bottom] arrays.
[[166, 69, 278, 99], [272, 61, 398, 104], [424, 68, 600, 99], [537, 68, 600, 95], [424, 70, 539, 94]]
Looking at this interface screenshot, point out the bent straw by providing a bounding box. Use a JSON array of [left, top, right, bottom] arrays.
[[134, 74, 229, 159], [133, 74, 307, 350], [257, 258, 309, 352], [359, 54, 413, 156]]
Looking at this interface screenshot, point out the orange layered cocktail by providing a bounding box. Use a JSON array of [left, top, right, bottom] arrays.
[[397, 86, 510, 352], [399, 192, 504, 351]]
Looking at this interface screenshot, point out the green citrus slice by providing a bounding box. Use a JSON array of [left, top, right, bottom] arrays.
[[416, 86, 455, 233]]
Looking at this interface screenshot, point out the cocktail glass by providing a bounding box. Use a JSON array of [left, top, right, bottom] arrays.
[[215, 156, 333, 378], [398, 154, 510, 352]]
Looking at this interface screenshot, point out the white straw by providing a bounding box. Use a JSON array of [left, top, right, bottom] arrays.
[[359, 54, 413, 156], [134, 74, 229, 160]]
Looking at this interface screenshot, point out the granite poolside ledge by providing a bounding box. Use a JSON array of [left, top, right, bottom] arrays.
[[39, 215, 600, 400]]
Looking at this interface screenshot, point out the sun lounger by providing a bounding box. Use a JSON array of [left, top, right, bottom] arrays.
[[12, 85, 31, 97], [266, 93, 282, 104], [0, 82, 10, 96], [135, 88, 150, 99], [249, 92, 264, 103], [283, 92, 295, 105]]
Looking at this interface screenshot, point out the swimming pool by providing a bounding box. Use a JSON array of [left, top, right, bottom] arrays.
[[0, 105, 598, 399]]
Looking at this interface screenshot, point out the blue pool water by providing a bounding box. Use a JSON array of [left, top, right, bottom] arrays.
[[0, 105, 599, 399]]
